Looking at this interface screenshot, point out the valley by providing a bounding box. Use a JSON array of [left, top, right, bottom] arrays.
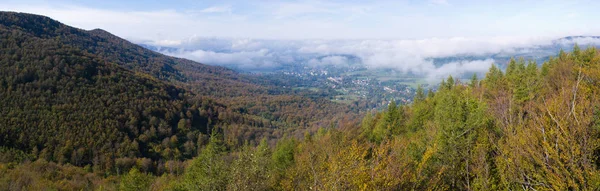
[[2, 2, 600, 189]]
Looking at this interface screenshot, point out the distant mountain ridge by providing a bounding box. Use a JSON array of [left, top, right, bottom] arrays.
[[557, 35, 600, 41], [139, 43, 181, 53], [429, 35, 600, 77], [138, 36, 600, 75]]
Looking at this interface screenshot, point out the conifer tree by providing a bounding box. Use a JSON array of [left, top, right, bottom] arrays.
[[469, 73, 478, 88], [183, 131, 228, 191], [414, 85, 426, 103]]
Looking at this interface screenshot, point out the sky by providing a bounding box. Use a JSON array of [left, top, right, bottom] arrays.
[[3, 0, 600, 80], [3, 0, 599, 40]]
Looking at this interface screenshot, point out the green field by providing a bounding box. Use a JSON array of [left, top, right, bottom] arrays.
[[345, 70, 429, 88], [331, 94, 361, 104]]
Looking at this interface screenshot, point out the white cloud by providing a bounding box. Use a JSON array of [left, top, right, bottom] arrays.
[[426, 59, 494, 82], [556, 37, 600, 46], [271, 2, 333, 19], [566, 12, 579, 18], [3, 1, 600, 40], [429, 0, 450, 5], [307, 56, 349, 66], [4, 1, 600, 81], [291, 37, 551, 73], [153, 39, 183, 46], [154, 36, 566, 80], [163, 48, 277, 70], [1, 4, 196, 41], [199, 5, 232, 14]]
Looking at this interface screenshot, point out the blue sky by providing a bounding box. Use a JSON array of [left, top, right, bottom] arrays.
[[2, 0, 599, 40]]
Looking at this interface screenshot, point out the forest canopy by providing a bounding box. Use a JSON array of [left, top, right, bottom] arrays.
[[2, 11, 600, 191], [4, 42, 600, 190]]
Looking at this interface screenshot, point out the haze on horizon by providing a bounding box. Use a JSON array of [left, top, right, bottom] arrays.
[[3, 0, 600, 80]]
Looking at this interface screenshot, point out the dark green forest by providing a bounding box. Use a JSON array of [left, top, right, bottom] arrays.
[[2, 12, 600, 190], [0, 11, 358, 139]]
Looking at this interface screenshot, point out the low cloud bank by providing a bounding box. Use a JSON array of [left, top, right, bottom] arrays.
[[146, 36, 593, 81], [427, 59, 494, 81]]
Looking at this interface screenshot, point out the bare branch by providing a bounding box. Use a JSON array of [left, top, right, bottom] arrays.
[[570, 67, 582, 124]]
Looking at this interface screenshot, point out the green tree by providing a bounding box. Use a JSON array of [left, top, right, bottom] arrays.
[[572, 43, 581, 58], [183, 131, 228, 191], [119, 168, 153, 191], [506, 58, 517, 77], [272, 138, 296, 171], [414, 85, 426, 103], [229, 139, 271, 190], [484, 65, 502, 84], [430, 84, 491, 190], [427, 88, 435, 99], [469, 73, 478, 88], [371, 101, 401, 142], [359, 112, 375, 140]]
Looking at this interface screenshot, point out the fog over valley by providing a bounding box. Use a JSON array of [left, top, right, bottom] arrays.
[[140, 36, 600, 81], [4, 1, 600, 190]]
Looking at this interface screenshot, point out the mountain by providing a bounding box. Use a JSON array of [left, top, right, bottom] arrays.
[[5, 31, 600, 190], [0, 12, 226, 172], [3, 11, 600, 191], [1, 11, 356, 126], [0, 12, 260, 92], [0, 11, 357, 175]]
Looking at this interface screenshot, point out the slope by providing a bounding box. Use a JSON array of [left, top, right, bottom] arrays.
[[0, 11, 356, 132], [0, 17, 225, 172]]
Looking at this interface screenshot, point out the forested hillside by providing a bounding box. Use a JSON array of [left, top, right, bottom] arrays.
[[0, 12, 361, 190], [0, 15, 229, 173], [264, 46, 600, 190], [4, 40, 600, 189], [0, 11, 357, 136], [3, 11, 600, 190]]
